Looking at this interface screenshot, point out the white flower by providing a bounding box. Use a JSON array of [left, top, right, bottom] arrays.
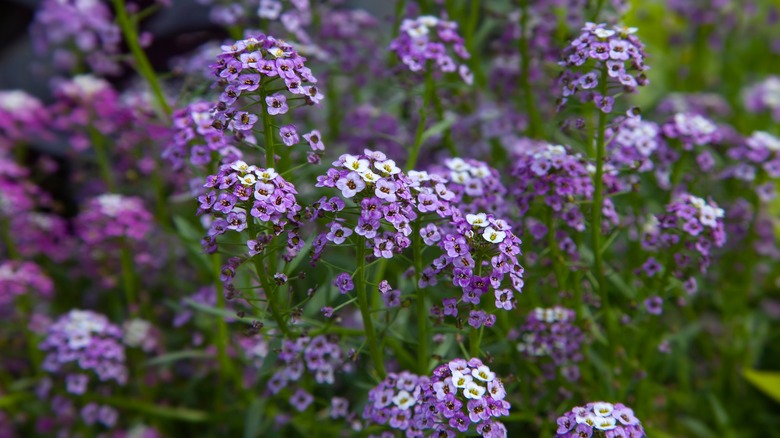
[[374, 159, 401, 175], [593, 402, 614, 417], [594, 416, 617, 430], [446, 157, 468, 171], [699, 205, 721, 228], [462, 381, 486, 400], [360, 170, 380, 183], [255, 168, 278, 181], [391, 390, 417, 410], [593, 28, 616, 38], [417, 15, 439, 27], [466, 213, 488, 228], [471, 365, 496, 382], [344, 155, 370, 173], [482, 227, 506, 244], [267, 46, 286, 58], [230, 160, 250, 172], [451, 370, 473, 388], [238, 174, 257, 186]]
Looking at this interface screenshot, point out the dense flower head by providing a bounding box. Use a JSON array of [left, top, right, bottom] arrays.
[[429, 158, 511, 218], [209, 32, 322, 134], [0, 261, 53, 308], [76, 194, 154, 245], [363, 359, 509, 437], [725, 131, 780, 202], [558, 23, 649, 113], [643, 193, 726, 278], [199, 160, 303, 261], [425, 211, 524, 317], [40, 310, 128, 387], [0, 156, 52, 216], [164, 101, 245, 170], [516, 307, 585, 382], [661, 112, 720, 150], [0, 90, 50, 148], [606, 115, 662, 172], [30, 0, 123, 75], [555, 402, 645, 437], [742, 75, 780, 121], [311, 149, 455, 263], [657, 92, 732, 119], [390, 15, 473, 84], [267, 335, 347, 392]]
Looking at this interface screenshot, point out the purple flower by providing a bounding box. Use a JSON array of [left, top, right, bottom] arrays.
[[265, 93, 289, 115], [333, 272, 354, 294], [290, 389, 314, 412], [644, 296, 663, 315], [280, 124, 300, 146], [303, 130, 325, 151], [336, 171, 366, 198]]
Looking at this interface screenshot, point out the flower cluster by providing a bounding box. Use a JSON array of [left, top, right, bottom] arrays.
[[559, 23, 649, 112], [0, 261, 53, 308], [0, 90, 50, 148], [516, 307, 585, 382], [76, 194, 154, 246], [555, 402, 645, 437], [312, 149, 453, 262], [743, 75, 780, 122], [426, 212, 524, 322], [606, 116, 661, 172], [40, 310, 128, 389], [725, 131, 780, 202], [363, 359, 510, 437], [430, 158, 511, 218], [164, 101, 244, 170], [661, 112, 720, 150], [199, 160, 303, 260], [267, 335, 347, 393], [390, 15, 473, 84], [30, 0, 123, 75], [209, 33, 322, 135], [643, 194, 726, 280]]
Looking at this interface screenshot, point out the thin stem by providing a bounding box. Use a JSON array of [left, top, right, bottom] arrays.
[[413, 220, 428, 374], [519, 0, 542, 138], [111, 0, 171, 116], [591, 66, 617, 357], [88, 127, 116, 192], [261, 77, 276, 169], [355, 237, 386, 378], [406, 68, 435, 171], [211, 253, 234, 385], [247, 221, 290, 337], [119, 241, 138, 316]]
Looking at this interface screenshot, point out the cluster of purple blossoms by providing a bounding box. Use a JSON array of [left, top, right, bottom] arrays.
[[38, 310, 126, 431], [559, 23, 649, 113], [390, 15, 473, 84], [742, 76, 780, 122], [164, 101, 244, 170], [661, 112, 720, 152], [39, 310, 128, 388], [209, 33, 322, 136], [657, 92, 732, 119], [0, 90, 50, 148], [267, 335, 347, 394], [515, 307, 585, 382], [312, 149, 453, 262], [198, 160, 303, 262], [555, 402, 645, 437], [0, 261, 53, 308], [725, 131, 780, 202], [425, 212, 524, 324], [30, 0, 123, 75], [363, 359, 509, 437], [606, 115, 662, 172], [430, 158, 511, 218], [643, 194, 726, 280], [76, 195, 154, 246]]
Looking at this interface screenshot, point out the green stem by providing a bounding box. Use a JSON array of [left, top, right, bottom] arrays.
[[519, 0, 542, 138], [355, 237, 386, 378], [89, 127, 116, 192], [546, 207, 566, 290], [119, 242, 138, 316], [261, 78, 276, 169], [1, 219, 19, 260], [591, 66, 616, 353], [111, 0, 171, 116], [406, 68, 435, 171], [247, 221, 290, 337], [211, 253, 234, 384], [413, 221, 428, 374]]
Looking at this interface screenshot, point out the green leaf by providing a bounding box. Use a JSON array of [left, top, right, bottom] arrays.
[[420, 116, 456, 144], [145, 349, 211, 367], [172, 215, 211, 275], [95, 396, 209, 422], [743, 368, 780, 403], [244, 397, 265, 438]]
